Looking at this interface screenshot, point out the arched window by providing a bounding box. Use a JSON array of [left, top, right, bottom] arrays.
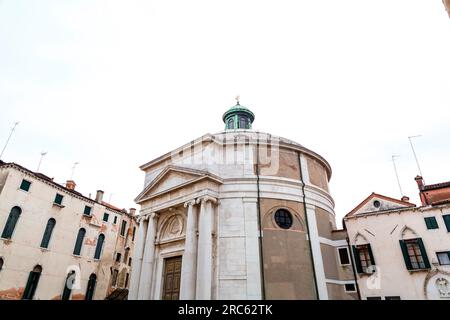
[[73, 228, 86, 255], [0, 257, 3, 271], [94, 234, 105, 259], [238, 116, 248, 129], [85, 273, 97, 300], [40, 218, 56, 248], [22, 265, 42, 300], [227, 118, 234, 129], [62, 270, 76, 300], [124, 247, 130, 263], [125, 273, 130, 288], [1, 206, 22, 239]]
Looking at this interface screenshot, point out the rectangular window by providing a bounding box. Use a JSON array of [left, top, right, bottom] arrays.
[[103, 213, 109, 222], [385, 296, 401, 300], [424, 216, 439, 229], [19, 179, 31, 192], [338, 247, 350, 265], [115, 253, 121, 262], [54, 193, 64, 205], [83, 206, 92, 216], [113, 216, 118, 224], [344, 283, 356, 293], [120, 221, 127, 236], [443, 215, 450, 232], [353, 244, 375, 273], [132, 227, 136, 242], [128, 257, 132, 266], [112, 269, 118, 286], [367, 297, 382, 300], [399, 238, 431, 270], [437, 252, 450, 265]]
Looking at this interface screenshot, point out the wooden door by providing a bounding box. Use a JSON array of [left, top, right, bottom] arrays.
[[162, 256, 182, 300]]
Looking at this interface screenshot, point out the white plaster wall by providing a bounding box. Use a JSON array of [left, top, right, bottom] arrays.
[[346, 206, 450, 300], [0, 166, 122, 300]]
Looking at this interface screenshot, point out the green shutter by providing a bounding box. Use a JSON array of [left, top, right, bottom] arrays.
[[367, 244, 376, 266], [443, 215, 450, 232], [417, 238, 431, 269], [352, 245, 363, 273], [399, 240, 413, 270], [22, 271, 40, 300], [424, 217, 438, 229]]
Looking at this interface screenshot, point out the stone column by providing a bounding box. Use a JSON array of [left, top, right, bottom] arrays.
[[138, 212, 159, 300], [179, 200, 198, 300], [128, 217, 147, 300], [195, 196, 217, 300]]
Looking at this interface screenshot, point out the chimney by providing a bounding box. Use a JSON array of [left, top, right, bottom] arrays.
[[95, 190, 104, 203], [66, 180, 76, 190], [415, 175, 425, 190], [129, 208, 136, 216], [401, 196, 410, 202]]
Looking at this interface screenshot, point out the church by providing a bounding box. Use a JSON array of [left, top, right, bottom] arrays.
[[129, 99, 357, 300]]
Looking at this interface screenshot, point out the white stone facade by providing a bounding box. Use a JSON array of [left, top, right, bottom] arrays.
[[130, 130, 356, 300]]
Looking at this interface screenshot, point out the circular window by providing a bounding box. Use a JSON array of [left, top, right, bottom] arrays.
[[274, 209, 293, 229], [373, 200, 381, 208]]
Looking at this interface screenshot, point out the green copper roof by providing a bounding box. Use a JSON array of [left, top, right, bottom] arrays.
[[222, 103, 255, 122]]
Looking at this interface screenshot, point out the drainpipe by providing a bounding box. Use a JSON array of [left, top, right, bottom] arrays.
[[344, 220, 362, 300], [297, 152, 319, 300], [256, 137, 266, 300]]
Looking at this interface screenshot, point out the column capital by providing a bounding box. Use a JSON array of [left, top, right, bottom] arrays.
[[149, 212, 160, 220], [184, 199, 197, 208], [196, 195, 218, 205]]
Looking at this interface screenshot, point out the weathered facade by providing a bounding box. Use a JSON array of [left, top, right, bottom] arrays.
[[345, 189, 450, 300], [0, 161, 135, 300], [130, 101, 357, 300]]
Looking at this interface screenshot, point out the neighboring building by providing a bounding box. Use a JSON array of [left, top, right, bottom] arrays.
[[129, 100, 357, 300], [344, 185, 450, 300], [0, 161, 134, 300], [107, 208, 138, 299]]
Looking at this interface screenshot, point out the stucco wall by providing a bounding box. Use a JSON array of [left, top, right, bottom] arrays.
[[259, 198, 316, 299], [0, 166, 123, 300]]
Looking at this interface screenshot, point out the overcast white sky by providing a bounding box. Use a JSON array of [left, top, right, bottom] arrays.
[[1, 1, 449, 225]]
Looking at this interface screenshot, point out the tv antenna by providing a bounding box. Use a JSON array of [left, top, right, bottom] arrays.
[[36, 151, 48, 172], [0, 121, 19, 160], [408, 135, 423, 178], [391, 155, 404, 197], [70, 162, 79, 180]]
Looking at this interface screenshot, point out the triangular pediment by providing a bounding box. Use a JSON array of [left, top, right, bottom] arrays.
[[346, 192, 416, 217], [135, 165, 222, 203]]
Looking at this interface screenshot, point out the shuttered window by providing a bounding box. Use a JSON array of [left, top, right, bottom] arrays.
[[40, 218, 56, 248], [22, 265, 42, 300], [73, 228, 86, 255], [120, 220, 127, 236], [62, 271, 76, 300], [352, 244, 376, 273], [19, 179, 31, 192], [1, 206, 22, 239], [94, 234, 105, 259], [54, 193, 64, 205], [83, 206, 92, 216], [424, 217, 439, 229], [103, 213, 109, 222], [399, 238, 430, 270], [85, 274, 97, 301], [443, 215, 450, 232]]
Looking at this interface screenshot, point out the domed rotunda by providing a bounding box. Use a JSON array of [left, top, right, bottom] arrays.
[[129, 99, 356, 300]]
